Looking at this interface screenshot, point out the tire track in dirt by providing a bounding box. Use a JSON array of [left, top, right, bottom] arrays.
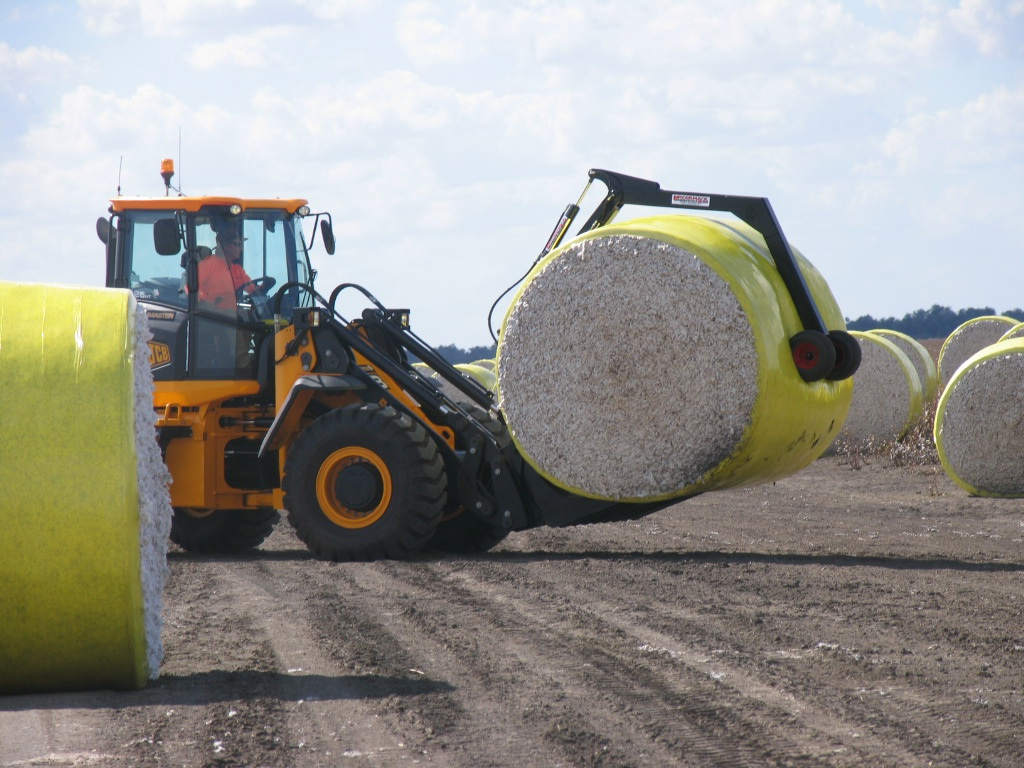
[[283, 559, 567, 767], [408, 556, 898, 767], [314, 557, 815, 767], [210, 558, 449, 765], [538, 547, 1024, 768]]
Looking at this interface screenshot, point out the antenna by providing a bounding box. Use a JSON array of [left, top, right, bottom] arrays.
[[117, 155, 123, 196], [177, 127, 182, 196]]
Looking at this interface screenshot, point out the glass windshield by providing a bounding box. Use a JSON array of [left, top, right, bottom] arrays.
[[125, 210, 186, 308], [194, 210, 314, 316]]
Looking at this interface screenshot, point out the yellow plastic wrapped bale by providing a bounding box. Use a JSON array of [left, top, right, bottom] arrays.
[[870, 328, 938, 404], [831, 331, 923, 450], [998, 321, 1024, 343], [934, 337, 1024, 497], [496, 214, 853, 502], [414, 361, 496, 401], [0, 282, 172, 694], [938, 315, 1019, 387]]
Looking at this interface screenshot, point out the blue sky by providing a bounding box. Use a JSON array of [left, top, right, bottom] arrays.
[[2, 0, 1022, 346]]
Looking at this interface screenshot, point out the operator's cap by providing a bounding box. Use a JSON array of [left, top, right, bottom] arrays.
[[214, 221, 246, 242]]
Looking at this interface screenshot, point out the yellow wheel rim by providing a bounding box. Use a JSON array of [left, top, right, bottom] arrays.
[[316, 447, 392, 529]]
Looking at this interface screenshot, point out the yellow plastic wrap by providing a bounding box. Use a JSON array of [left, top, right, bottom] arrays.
[[998, 321, 1024, 343], [934, 337, 1024, 497], [454, 362, 496, 392], [843, 331, 924, 442], [0, 282, 170, 694], [938, 315, 1019, 387], [870, 328, 938, 404], [496, 214, 853, 501], [413, 361, 496, 398]]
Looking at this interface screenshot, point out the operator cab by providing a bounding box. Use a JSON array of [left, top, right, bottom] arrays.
[[98, 186, 333, 383]]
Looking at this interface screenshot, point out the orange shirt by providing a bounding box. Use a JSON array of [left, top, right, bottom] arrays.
[[197, 253, 254, 312]]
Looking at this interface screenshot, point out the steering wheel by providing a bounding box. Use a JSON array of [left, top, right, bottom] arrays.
[[237, 276, 277, 299]]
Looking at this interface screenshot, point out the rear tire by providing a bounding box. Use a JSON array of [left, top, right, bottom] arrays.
[[170, 507, 280, 554], [283, 404, 447, 561]]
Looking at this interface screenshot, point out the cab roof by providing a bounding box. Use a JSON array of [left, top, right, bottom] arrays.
[[110, 195, 309, 214]]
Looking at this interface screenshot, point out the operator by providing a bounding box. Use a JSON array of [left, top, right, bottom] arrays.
[[197, 227, 262, 313], [195, 224, 264, 372]]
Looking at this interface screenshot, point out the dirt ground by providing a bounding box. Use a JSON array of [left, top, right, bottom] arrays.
[[3, 450, 1023, 767]]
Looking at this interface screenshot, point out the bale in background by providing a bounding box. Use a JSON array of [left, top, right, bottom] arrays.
[[938, 315, 1019, 387], [831, 331, 923, 450], [935, 337, 1024, 497], [0, 283, 172, 694], [998, 322, 1024, 343], [497, 215, 853, 502], [870, 328, 938, 404], [414, 361, 496, 401]]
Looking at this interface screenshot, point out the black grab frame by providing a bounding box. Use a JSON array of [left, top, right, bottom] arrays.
[[539, 169, 860, 382]]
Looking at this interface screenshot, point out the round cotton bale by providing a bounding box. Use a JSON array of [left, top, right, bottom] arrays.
[[0, 282, 172, 694], [998, 321, 1024, 343], [414, 361, 495, 401], [832, 331, 923, 450], [938, 315, 1019, 387], [471, 358, 496, 371], [870, 328, 939, 404], [496, 214, 853, 502], [934, 337, 1024, 497]]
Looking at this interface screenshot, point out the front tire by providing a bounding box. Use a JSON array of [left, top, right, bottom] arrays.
[[283, 404, 447, 561]]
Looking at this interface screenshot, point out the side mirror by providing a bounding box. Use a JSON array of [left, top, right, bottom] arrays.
[[153, 218, 181, 256], [320, 218, 336, 255], [96, 217, 110, 245]]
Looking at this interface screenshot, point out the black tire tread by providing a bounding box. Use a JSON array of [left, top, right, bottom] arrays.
[[282, 404, 446, 561]]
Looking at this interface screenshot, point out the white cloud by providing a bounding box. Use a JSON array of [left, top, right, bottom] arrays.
[[1, 0, 1021, 343], [881, 83, 1024, 173], [187, 27, 292, 70], [949, 0, 1011, 55], [78, 0, 226, 36], [0, 42, 74, 92]]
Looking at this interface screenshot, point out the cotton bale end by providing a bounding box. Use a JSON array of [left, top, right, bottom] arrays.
[[938, 316, 1019, 387], [830, 331, 923, 451], [870, 328, 939, 404], [998, 322, 1024, 343], [935, 337, 1024, 497], [496, 214, 853, 502]]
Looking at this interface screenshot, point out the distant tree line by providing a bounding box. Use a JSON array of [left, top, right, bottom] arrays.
[[433, 343, 498, 364], [846, 305, 1024, 339]]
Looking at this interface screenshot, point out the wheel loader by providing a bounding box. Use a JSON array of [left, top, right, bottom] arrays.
[[98, 161, 859, 561]]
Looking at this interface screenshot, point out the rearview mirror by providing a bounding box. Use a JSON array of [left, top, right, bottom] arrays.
[[96, 217, 110, 245], [321, 219, 336, 255], [153, 218, 181, 256]]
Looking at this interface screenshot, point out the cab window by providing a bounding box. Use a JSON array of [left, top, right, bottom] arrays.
[[126, 211, 187, 308]]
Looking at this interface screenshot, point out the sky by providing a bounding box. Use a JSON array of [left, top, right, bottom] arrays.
[[2, 0, 1022, 348]]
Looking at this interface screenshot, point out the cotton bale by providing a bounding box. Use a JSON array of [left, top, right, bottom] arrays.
[[414, 361, 495, 401], [0, 282, 172, 694], [938, 316, 1019, 387], [934, 337, 1024, 497], [830, 331, 923, 450], [496, 214, 853, 502], [870, 328, 939, 404], [998, 322, 1024, 343]]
